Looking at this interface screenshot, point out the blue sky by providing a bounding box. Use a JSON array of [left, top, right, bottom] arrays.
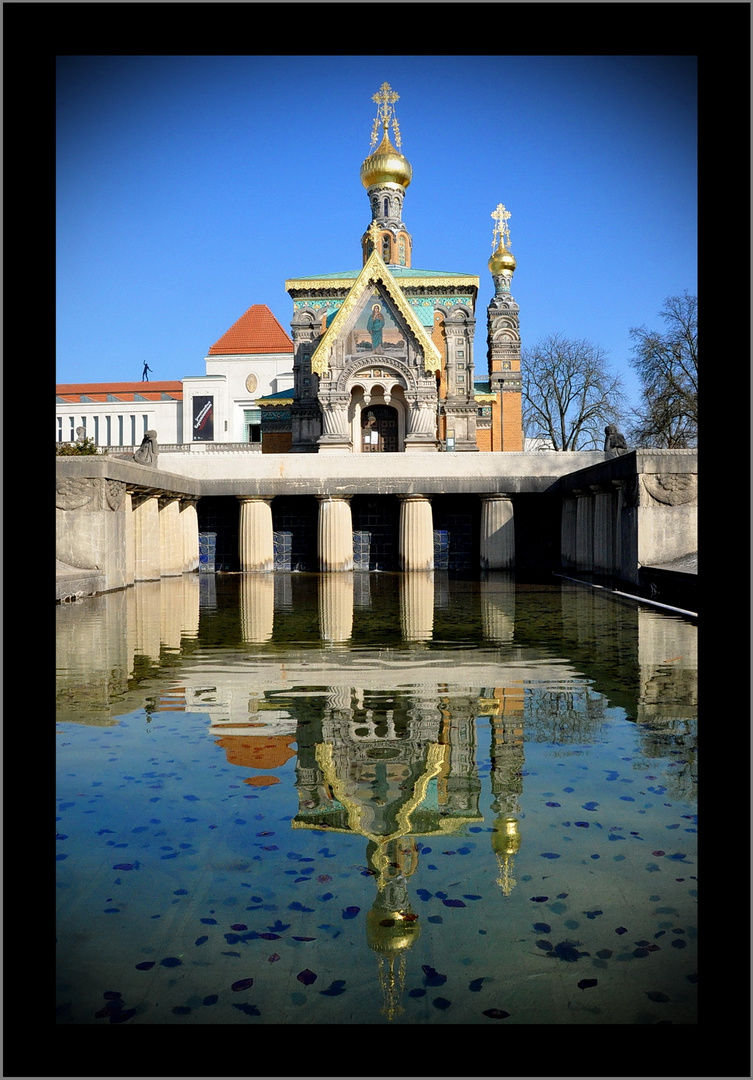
[[56, 54, 697, 410]]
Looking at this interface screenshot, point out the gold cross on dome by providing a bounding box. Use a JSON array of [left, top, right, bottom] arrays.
[[491, 203, 512, 250], [370, 82, 402, 149]]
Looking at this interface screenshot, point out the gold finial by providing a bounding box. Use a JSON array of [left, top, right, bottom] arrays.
[[491, 203, 512, 251], [370, 82, 402, 150]]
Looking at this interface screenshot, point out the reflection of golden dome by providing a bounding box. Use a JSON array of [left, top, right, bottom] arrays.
[[491, 813, 521, 858], [488, 241, 517, 276], [361, 128, 412, 190], [366, 907, 420, 955]]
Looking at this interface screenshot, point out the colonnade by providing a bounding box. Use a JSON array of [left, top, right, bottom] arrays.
[[237, 492, 515, 573], [560, 482, 628, 576], [129, 493, 200, 583]]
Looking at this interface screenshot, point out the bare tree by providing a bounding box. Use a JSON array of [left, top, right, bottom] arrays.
[[522, 333, 627, 450], [628, 292, 697, 448]]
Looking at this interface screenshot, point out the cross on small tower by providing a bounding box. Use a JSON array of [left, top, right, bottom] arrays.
[[491, 203, 512, 250], [370, 81, 402, 149]]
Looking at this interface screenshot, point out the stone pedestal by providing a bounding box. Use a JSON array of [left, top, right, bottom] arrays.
[[399, 494, 434, 571], [480, 494, 515, 569], [317, 496, 354, 572], [238, 497, 274, 572]]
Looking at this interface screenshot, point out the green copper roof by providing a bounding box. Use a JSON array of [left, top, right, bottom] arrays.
[[286, 267, 478, 282]]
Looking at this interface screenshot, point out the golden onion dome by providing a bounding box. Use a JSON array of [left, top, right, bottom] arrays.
[[361, 127, 412, 191], [488, 241, 517, 276]]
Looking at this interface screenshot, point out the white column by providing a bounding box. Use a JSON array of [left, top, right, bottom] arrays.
[[399, 495, 434, 571], [159, 498, 183, 576], [238, 497, 274, 572], [180, 499, 199, 573], [133, 494, 160, 581], [592, 485, 614, 573], [317, 496, 354, 572], [124, 491, 135, 586], [480, 494, 515, 570]]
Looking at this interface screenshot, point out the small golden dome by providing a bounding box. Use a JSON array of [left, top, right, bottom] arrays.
[[361, 127, 412, 191], [488, 241, 517, 276]]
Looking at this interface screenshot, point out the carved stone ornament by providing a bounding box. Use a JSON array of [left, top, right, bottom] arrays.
[[642, 473, 697, 506], [106, 479, 126, 511], [56, 477, 100, 511]]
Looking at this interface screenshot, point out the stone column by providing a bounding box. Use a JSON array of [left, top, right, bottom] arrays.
[[611, 480, 626, 579], [317, 496, 354, 572], [133, 494, 161, 581], [480, 494, 515, 570], [319, 573, 354, 642], [591, 485, 614, 574], [560, 495, 577, 569], [399, 494, 434, 571], [180, 498, 200, 573], [124, 490, 135, 586], [238, 496, 274, 572], [159, 497, 183, 577], [573, 488, 594, 573]]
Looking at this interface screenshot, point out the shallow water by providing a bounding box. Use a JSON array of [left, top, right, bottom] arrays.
[[56, 572, 697, 1025]]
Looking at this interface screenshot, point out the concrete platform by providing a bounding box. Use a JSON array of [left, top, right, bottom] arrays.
[[56, 560, 105, 602]]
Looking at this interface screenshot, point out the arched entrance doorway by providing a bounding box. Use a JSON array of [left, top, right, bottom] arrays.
[[361, 405, 399, 453]]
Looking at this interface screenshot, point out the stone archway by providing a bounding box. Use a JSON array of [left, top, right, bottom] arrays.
[[361, 404, 399, 453]]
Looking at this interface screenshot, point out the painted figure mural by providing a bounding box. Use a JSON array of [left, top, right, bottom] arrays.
[[367, 303, 385, 349]]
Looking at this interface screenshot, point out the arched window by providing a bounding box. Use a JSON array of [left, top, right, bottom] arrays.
[[382, 235, 391, 260], [383, 197, 389, 217]]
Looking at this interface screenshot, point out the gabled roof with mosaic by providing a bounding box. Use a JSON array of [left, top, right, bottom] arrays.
[[308, 248, 443, 376]]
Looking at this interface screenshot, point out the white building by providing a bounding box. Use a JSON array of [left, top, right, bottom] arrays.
[[56, 304, 294, 449]]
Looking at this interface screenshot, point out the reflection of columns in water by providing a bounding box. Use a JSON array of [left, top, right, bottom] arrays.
[[160, 577, 190, 651], [318, 573, 354, 642], [479, 572, 516, 642], [480, 494, 515, 570], [133, 494, 160, 581], [398, 494, 434, 571], [317, 496, 354, 572], [159, 497, 183, 577], [399, 570, 434, 640], [238, 496, 274, 572], [240, 573, 275, 643], [133, 580, 163, 661]]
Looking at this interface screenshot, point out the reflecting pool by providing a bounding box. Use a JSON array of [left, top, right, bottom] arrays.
[[56, 572, 697, 1025]]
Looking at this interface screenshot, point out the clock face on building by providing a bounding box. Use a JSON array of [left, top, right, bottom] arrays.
[[245, 372, 258, 394]]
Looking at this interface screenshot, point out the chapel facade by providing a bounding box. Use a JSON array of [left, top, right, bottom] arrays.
[[273, 82, 523, 454]]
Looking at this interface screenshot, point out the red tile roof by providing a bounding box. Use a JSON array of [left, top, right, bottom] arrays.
[[56, 381, 183, 401], [209, 304, 293, 355]]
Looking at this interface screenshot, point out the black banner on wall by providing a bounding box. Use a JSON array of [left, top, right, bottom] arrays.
[[193, 396, 214, 441]]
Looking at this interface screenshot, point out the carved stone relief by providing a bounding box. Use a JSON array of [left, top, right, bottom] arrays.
[[642, 474, 697, 506]]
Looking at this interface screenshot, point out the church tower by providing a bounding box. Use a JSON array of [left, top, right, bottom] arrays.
[[360, 83, 413, 268], [486, 204, 524, 451]]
